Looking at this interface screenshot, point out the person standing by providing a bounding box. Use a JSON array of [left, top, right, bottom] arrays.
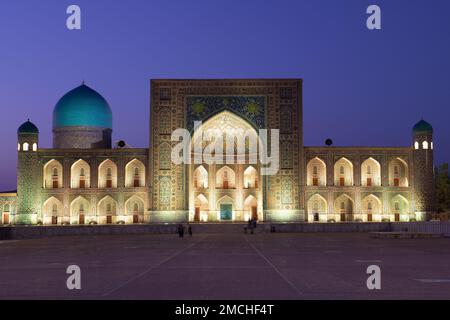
[[188, 225, 193, 237]]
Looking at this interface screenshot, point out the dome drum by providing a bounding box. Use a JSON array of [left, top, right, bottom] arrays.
[[53, 126, 112, 149]]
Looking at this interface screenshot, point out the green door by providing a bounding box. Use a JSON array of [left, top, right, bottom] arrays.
[[220, 204, 233, 221]]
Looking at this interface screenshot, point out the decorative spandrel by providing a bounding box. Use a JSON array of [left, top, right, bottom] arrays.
[[186, 96, 266, 131]]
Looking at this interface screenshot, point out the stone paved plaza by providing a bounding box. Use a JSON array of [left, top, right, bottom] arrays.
[[1, 233, 450, 300]]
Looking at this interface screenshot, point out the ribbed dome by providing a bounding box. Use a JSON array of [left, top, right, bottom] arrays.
[[413, 119, 433, 135], [18, 120, 39, 134], [53, 84, 112, 129]]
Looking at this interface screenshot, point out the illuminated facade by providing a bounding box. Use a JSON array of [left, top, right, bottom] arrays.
[[0, 79, 436, 225]]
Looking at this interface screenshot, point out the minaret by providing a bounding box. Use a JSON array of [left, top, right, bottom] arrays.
[[16, 120, 41, 225], [412, 119, 435, 220]]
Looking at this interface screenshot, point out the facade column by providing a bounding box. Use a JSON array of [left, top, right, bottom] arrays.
[[91, 158, 98, 189], [118, 192, 125, 217], [381, 155, 389, 187], [257, 164, 264, 221], [209, 164, 216, 220], [63, 158, 71, 222], [382, 191, 389, 218], [235, 164, 244, 221], [117, 157, 125, 188], [328, 191, 334, 220], [354, 156, 361, 187], [91, 194, 97, 222], [327, 154, 334, 187], [188, 163, 194, 221], [355, 191, 361, 216]]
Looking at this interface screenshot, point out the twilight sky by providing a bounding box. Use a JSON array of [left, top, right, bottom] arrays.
[[0, 0, 449, 191]]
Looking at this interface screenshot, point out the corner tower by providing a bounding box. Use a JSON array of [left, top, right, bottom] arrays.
[[17, 120, 41, 224], [412, 119, 435, 219]]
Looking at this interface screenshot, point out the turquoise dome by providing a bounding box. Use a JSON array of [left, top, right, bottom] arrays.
[[53, 84, 112, 129], [413, 119, 433, 135], [18, 120, 39, 134]]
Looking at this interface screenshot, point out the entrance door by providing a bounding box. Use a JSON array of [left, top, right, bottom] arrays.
[[3, 213, 10, 225], [340, 213, 346, 222], [251, 206, 258, 221], [394, 178, 399, 187], [106, 215, 112, 224], [220, 204, 232, 221], [53, 180, 59, 188], [340, 177, 345, 186], [367, 178, 372, 187], [133, 215, 139, 224], [395, 213, 400, 222], [52, 216, 58, 225], [313, 178, 318, 186], [106, 180, 112, 188], [79, 214, 85, 225], [367, 214, 373, 222], [79, 179, 86, 189], [194, 207, 201, 222]]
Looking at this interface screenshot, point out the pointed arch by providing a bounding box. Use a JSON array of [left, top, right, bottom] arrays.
[[307, 157, 327, 186], [193, 194, 209, 222], [125, 195, 145, 224], [244, 165, 258, 188], [125, 159, 146, 187], [307, 193, 328, 213], [389, 157, 409, 187], [42, 196, 63, 225], [71, 159, 91, 189], [99, 159, 117, 188], [361, 157, 381, 187], [97, 195, 118, 225], [98, 159, 118, 188], [191, 110, 260, 161], [195, 194, 209, 210], [124, 195, 145, 215], [216, 165, 236, 189], [194, 165, 208, 188], [334, 157, 354, 186], [97, 195, 117, 216], [216, 195, 234, 221], [70, 196, 91, 225], [43, 159, 63, 189], [244, 194, 258, 222], [307, 193, 328, 222], [391, 194, 409, 214], [216, 194, 234, 208], [361, 194, 382, 221], [334, 194, 354, 221]]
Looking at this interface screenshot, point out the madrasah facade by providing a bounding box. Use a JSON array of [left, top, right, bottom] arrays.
[[0, 79, 436, 226]]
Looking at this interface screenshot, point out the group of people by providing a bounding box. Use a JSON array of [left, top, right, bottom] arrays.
[[245, 218, 258, 234], [177, 224, 192, 238]]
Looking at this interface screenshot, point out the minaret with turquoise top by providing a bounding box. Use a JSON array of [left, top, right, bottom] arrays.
[[412, 119, 435, 220], [16, 120, 41, 224]]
